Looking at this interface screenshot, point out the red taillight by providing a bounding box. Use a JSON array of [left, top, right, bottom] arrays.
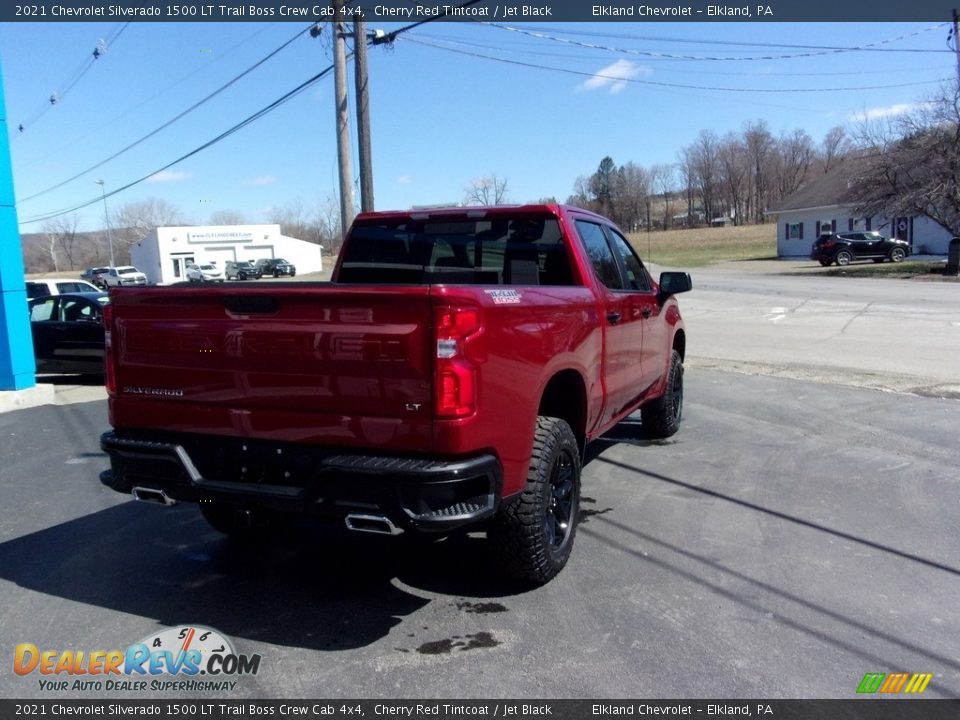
[[103, 303, 116, 395], [821, 241, 836, 249], [434, 305, 481, 419]]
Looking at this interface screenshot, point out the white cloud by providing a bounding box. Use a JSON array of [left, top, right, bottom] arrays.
[[247, 175, 277, 186], [396, 175, 413, 185], [577, 60, 648, 95], [147, 170, 191, 183], [849, 103, 923, 122]]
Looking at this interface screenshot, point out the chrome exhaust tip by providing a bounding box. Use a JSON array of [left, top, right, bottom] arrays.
[[131, 486, 178, 507], [344, 513, 403, 536]]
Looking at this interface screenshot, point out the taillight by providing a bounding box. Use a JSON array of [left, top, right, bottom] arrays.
[[103, 303, 116, 395], [821, 241, 836, 249], [434, 305, 481, 418]]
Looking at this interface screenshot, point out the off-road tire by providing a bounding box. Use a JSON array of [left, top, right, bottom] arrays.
[[491, 417, 581, 584], [640, 349, 684, 439]]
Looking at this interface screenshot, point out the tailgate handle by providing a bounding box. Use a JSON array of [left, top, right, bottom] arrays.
[[224, 296, 278, 314]]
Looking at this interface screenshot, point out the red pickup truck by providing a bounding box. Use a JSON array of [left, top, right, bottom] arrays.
[[100, 204, 691, 583]]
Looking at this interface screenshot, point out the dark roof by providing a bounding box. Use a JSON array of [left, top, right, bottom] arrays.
[[770, 157, 866, 213]]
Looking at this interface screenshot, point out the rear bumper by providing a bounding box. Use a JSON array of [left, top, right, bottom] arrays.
[[100, 430, 501, 532]]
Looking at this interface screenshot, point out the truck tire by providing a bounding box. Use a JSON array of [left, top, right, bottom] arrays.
[[491, 416, 581, 584], [640, 349, 684, 438]]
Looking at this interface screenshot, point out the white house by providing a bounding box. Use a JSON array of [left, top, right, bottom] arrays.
[[770, 162, 954, 257], [130, 224, 323, 285]]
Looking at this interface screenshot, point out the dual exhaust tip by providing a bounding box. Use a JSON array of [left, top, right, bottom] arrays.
[[344, 513, 403, 536], [131, 486, 178, 507], [132, 490, 402, 536]]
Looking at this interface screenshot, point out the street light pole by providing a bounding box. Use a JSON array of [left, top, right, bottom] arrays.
[[94, 179, 115, 267]]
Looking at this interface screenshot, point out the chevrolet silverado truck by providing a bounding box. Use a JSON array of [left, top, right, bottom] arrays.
[[100, 204, 691, 583]]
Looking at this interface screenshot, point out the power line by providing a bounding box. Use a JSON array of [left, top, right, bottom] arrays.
[[404, 35, 950, 94], [18, 23, 130, 133], [501, 22, 951, 53], [21, 24, 274, 171], [18, 24, 313, 205], [488, 22, 952, 62], [20, 64, 336, 226], [413, 30, 951, 78]]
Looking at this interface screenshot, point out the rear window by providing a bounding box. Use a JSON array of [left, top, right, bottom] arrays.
[[338, 215, 575, 286], [25, 283, 48, 299]]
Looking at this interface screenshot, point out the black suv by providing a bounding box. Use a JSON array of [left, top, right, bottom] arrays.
[[810, 231, 910, 267], [225, 260, 262, 280], [255, 258, 296, 277]]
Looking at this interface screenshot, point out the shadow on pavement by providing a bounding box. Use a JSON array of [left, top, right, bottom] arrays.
[[0, 501, 532, 652]]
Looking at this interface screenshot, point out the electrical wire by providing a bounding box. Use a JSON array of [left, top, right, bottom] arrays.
[[20, 64, 336, 226], [488, 22, 952, 62], [18, 23, 130, 133], [500, 22, 951, 53], [412, 30, 951, 77], [404, 35, 950, 93], [21, 24, 275, 170], [18, 23, 314, 205]]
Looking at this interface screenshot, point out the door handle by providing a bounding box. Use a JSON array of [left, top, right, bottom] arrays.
[[606, 311, 622, 325], [640, 307, 653, 319]]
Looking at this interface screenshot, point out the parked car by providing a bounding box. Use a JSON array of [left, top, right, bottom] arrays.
[[28, 292, 109, 375], [80, 267, 111, 289], [102, 266, 149, 287], [185, 263, 226, 282], [810, 232, 910, 266], [225, 260, 262, 281], [254, 257, 296, 278], [25, 279, 102, 300]]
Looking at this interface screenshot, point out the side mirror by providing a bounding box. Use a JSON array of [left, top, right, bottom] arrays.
[[658, 271, 692, 297]]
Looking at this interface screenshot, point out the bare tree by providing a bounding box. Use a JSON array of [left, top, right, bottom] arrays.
[[208, 210, 249, 226], [718, 133, 750, 225], [41, 215, 86, 271], [773, 129, 815, 206], [744, 121, 775, 223], [650, 163, 677, 229], [849, 81, 960, 235], [113, 198, 187, 250], [268, 199, 313, 240], [615, 161, 650, 231], [566, 175, 593, 209], [464, 175, 510, 205], [820, 125, 851, 174]]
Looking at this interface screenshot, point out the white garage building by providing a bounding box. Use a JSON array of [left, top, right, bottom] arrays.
[[130, 224, 323, 285]]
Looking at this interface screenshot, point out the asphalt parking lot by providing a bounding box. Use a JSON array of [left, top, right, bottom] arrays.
[[2, 263, 958, 699]]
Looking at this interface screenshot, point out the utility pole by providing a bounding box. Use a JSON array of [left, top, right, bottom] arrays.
[[333, 0, 355, 237], [94, 179, 115, 267], [354, 17, 374, 212]]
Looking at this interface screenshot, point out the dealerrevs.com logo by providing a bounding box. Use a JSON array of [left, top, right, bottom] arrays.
[[14, 625, 261, 692]]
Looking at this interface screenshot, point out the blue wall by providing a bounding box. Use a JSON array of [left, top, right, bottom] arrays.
[[0, 58, 36, 390]]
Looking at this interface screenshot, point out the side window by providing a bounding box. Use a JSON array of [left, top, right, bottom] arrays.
[[607, 229, 652, 292], [575, 220, 622, 290], [30, 298, 56, 322]]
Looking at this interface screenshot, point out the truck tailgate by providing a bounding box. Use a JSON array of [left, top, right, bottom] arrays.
[[108, 285, 435, 451]]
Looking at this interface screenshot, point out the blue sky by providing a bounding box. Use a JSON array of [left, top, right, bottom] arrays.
[[0, 19, 955, 232]]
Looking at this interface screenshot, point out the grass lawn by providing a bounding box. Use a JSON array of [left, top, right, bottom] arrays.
[[627, 224, 776, 267]]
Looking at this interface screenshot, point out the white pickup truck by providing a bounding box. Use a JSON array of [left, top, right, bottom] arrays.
[[102, 266, 148, 287]]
